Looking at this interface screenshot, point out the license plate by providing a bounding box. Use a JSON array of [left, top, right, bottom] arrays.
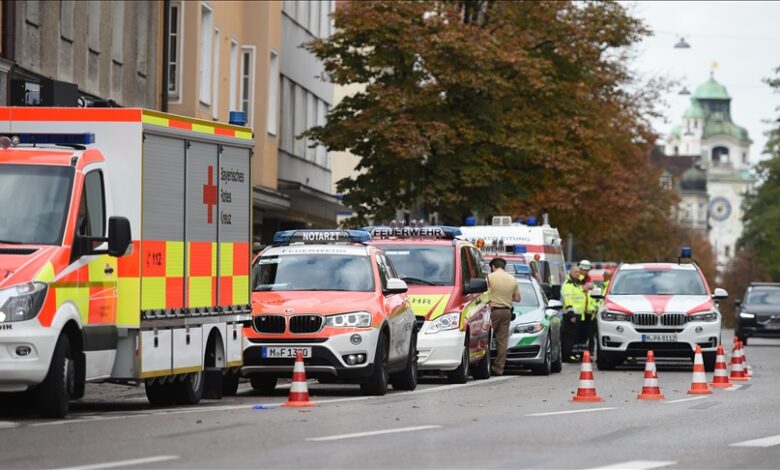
[[261, 347, 312, 358], [642, 334, 676, 342]]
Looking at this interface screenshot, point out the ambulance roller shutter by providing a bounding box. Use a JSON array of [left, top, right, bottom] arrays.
[[186, 141, 219, 309], [217, 146, 251, 307], [141, 135, 185, 312]]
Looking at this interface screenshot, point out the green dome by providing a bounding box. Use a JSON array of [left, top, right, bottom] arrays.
[[683, 100, 705, 118], [693, 77, 730, 100]]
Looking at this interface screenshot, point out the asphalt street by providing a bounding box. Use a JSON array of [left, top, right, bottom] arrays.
[[1, 331, 778, 470]]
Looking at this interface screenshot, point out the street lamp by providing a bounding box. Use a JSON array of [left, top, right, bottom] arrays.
[[674, 37, 691, 49]]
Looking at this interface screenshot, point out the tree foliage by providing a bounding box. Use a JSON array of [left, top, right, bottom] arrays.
[[307, 1, 679, 260], [738, 66, 780, 280]]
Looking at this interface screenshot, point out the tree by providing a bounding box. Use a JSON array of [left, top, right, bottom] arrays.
[[307, 1, 676, 260], [738, 66, 780, 280]]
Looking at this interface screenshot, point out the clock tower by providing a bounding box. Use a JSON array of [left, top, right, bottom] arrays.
[[665, 73, 755, 270]]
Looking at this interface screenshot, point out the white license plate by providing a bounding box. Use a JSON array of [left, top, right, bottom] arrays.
[[642, 334, 677, 342], [261, 347, 312, 358]]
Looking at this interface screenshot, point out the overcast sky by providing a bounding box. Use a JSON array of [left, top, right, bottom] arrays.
[[624, 1, 780, 163]]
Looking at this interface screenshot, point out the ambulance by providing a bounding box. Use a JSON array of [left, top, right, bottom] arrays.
[[460, 216, 566, 298], [366, 226, 492, 383], [243, 229, 417, 396], [0, 107, 252, 417]]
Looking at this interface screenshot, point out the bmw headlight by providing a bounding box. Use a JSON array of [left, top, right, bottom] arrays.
[[690, 311, 718, 322], [325, 311, 372, 328], [601, 310, 631, 322], [426, 312, 460, 334], [514, 322, 543, 334], [0, 282, 48, 323], [739, 312, 755, 319]]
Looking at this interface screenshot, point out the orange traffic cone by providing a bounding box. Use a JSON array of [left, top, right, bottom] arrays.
[[729, 343, 748, 382], [710, 344, 731, 388], [281, 351, 316, 407], [572, 351, 603, 402], [638, 350, 664, 400], [687, 345, 712, 395], [739, 341, 752, 378]]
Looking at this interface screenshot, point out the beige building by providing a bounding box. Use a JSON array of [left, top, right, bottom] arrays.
[[0, 0, 161, 107]]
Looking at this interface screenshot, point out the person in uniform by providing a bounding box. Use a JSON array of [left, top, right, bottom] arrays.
[[561, 265, 584, 361], [575, 260, 598, 353], [487, 257, 521, 376]]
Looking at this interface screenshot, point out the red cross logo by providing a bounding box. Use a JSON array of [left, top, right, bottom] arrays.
[[202, 165, 217, 224]]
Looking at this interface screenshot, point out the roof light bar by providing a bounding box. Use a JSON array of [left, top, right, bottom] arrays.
[[272, 229, 371, 245], [363, 226, 462, 240], [16, 133, 96, 145], [513, 264, 532, 275]]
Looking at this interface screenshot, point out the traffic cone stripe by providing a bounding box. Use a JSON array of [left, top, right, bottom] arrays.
[[572, 351, 603, 402], [729, 343, 748, 382], [638, 351, 664, 400]]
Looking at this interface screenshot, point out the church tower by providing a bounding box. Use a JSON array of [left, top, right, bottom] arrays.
[[665, 73, 755, 270]]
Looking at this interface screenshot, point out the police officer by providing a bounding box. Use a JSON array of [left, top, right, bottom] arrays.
[[576, 260, 598, 353], [561, 265, 584, 361], [487, 257, 521, 376]]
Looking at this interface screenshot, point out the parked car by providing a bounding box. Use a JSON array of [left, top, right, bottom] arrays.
[[735, 282, 780, 345]]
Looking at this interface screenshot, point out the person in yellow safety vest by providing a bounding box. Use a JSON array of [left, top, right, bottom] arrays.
[[575, 260, 598, 353], [561, 265, 585, 361]]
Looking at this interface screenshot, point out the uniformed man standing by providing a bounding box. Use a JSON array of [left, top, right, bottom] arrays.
[[487, 258, 521, 376]]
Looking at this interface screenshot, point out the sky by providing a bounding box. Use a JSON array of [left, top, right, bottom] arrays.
[[624, 1, 780, 164]]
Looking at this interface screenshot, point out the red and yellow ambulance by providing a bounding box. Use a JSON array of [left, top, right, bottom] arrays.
[[366, 226, 492, 383], [0, 108, 252, 417]]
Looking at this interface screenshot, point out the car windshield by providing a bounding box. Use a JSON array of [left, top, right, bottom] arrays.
[[253, 254, 375, 292], [610, 269, 707, 295], [0, 164, 74, 245], [377, 245, 454, 286], [745, 287, 780, 306], [515, 281, 540, 307]]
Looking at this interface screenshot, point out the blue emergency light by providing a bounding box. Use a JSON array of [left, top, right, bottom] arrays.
[[364, 225, 462, 240], [513, 264, 532, 275], [272, 229, 371, 245], [464, 216, 476, 226], [680, 247, 693, 259], [17, 133, 95, 145], [513, 245, 528, 254]]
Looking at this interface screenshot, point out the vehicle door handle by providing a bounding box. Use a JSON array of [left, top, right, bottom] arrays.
[[104, 265, 114, 275]]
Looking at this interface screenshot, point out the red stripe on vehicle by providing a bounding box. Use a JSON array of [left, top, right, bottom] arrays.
[[644, 295, 673, 315]]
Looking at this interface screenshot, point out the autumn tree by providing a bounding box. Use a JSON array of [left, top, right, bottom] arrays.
[[307, 1, 676, 260], [739, 67, 780, 280]]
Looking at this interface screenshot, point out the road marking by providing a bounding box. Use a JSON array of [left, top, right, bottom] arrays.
[[725, 384, 743, 391], [527, 407, 616, 417], [306, 425, 441, 442], [588, 460, 676, 470], [663, 396, 707, 404], [0, 421, 18, 429], [53, 455, 180, 470], [730, 435, 780, 448], [15, 376, 515, 428]]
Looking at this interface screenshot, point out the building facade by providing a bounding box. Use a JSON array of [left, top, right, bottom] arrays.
[[0, 0, 161, 107], [663, 74, 755, 270]]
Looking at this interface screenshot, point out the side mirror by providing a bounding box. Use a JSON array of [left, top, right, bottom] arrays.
[[107, 216, 132, 257], [547, 299, 563, 310], [590, 288, 603, 300], [734, 298, 742, 307], [464, 277, 488, 295], [549, 284, 562, 301], [384, 278, 408, 295], [712, 288, 728, 300]]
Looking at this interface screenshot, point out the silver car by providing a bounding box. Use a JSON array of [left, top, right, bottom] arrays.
[[492, 276, 563, 375]]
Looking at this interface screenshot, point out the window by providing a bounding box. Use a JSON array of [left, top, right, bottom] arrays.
[[309, 0, 320, 35], [461, 248, 473, 284], [293, 84, 306, 157], [743, 152, 748, 164], [725, 245, 730, 258], [25, 0, 40, 27], [111, 2, 124, 63], [136, 1, 149, 77], [240, 47, 255, 126], [660, 174, 673, 192], [199, 3, 214, 104], [268, 50, 279, 135], [712, 146, 730, 165], [375, 253, 389, 290], [319, 0, 331, 38], [280, 77, 295, 152], [305, 92, 316, 161], [168, 2, 183, 96], [297, 1, 310, 29], [88, 1, 101, 52], [60, 1, 75, 41], [78, 172, 106, 239], [673, 146, 679, 156], [229, 40, 238, 111], [316, 100, 327, 166], [212, 28, 221, 119], [378, 245, 455, 286]]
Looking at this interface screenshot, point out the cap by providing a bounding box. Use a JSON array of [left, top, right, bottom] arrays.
[[579, 259, 592, 270]]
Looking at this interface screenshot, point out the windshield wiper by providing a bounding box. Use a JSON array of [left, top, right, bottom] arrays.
[[401, 276, 437, 286], [0, 239, 23, 245]]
